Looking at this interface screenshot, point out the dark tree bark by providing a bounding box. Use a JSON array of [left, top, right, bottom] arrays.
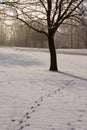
[[48, 29, 58, 71]]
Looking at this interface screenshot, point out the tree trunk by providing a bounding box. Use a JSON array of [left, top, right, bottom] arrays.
[[48, 31, 58, 71]]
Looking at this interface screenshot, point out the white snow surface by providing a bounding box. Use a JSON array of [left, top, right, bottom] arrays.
[[0, 47, 87, 130]]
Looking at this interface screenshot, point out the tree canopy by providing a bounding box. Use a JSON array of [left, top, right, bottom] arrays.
[[0, 0, 85, 35]]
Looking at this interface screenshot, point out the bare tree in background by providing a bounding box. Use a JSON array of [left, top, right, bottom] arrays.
[[0, 0, 84, 71]]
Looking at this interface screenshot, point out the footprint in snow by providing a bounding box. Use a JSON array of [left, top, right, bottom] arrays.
[[26, 116, 31, 119], [37, 103, 40, 106], [26, 124, 30, 126], [40, 96, 43, 100], [58, 88, 60, 91], [79, 114, 83, 117], [54, 90, 57, 94], [11, 119, 16, 122], [20, 126, 24, 129], [31, 106, 34, 109], [78, 110, 86, 113], [26, 112, 29, 115], [32, 109, 35, 113], [35, 101, 37, 103], [77, 119, 82, 122], [19, 120, 23, 124], [41, 88, 44, 90], [67, 123, 71, 125], [70, 128, 76, 130], [47, 93, 51, 97]]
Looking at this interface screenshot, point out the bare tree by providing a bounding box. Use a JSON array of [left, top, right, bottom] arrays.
[[0, 0, 84, 71], [80, 2, 87, 48]]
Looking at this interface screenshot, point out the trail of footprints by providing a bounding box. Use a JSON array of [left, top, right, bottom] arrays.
[[10, 88, 61, 130], [10, 86, 85, 130], [11, 97, 43, 130], [67, 110, 86, 130]]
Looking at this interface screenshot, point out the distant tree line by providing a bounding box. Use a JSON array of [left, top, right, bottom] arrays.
[[0, 19, 87, 49]]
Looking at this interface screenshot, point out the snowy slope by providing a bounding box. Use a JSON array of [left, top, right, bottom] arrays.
[[0, 47, 87, 130]]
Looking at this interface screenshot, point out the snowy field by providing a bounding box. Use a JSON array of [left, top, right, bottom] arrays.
[[0, 47, 87, 130]]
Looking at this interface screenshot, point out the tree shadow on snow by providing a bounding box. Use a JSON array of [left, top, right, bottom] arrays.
[[58, 71, 87, 82]]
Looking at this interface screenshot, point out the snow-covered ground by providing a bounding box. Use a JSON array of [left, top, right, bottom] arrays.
[[0, 47, 87, 130]]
